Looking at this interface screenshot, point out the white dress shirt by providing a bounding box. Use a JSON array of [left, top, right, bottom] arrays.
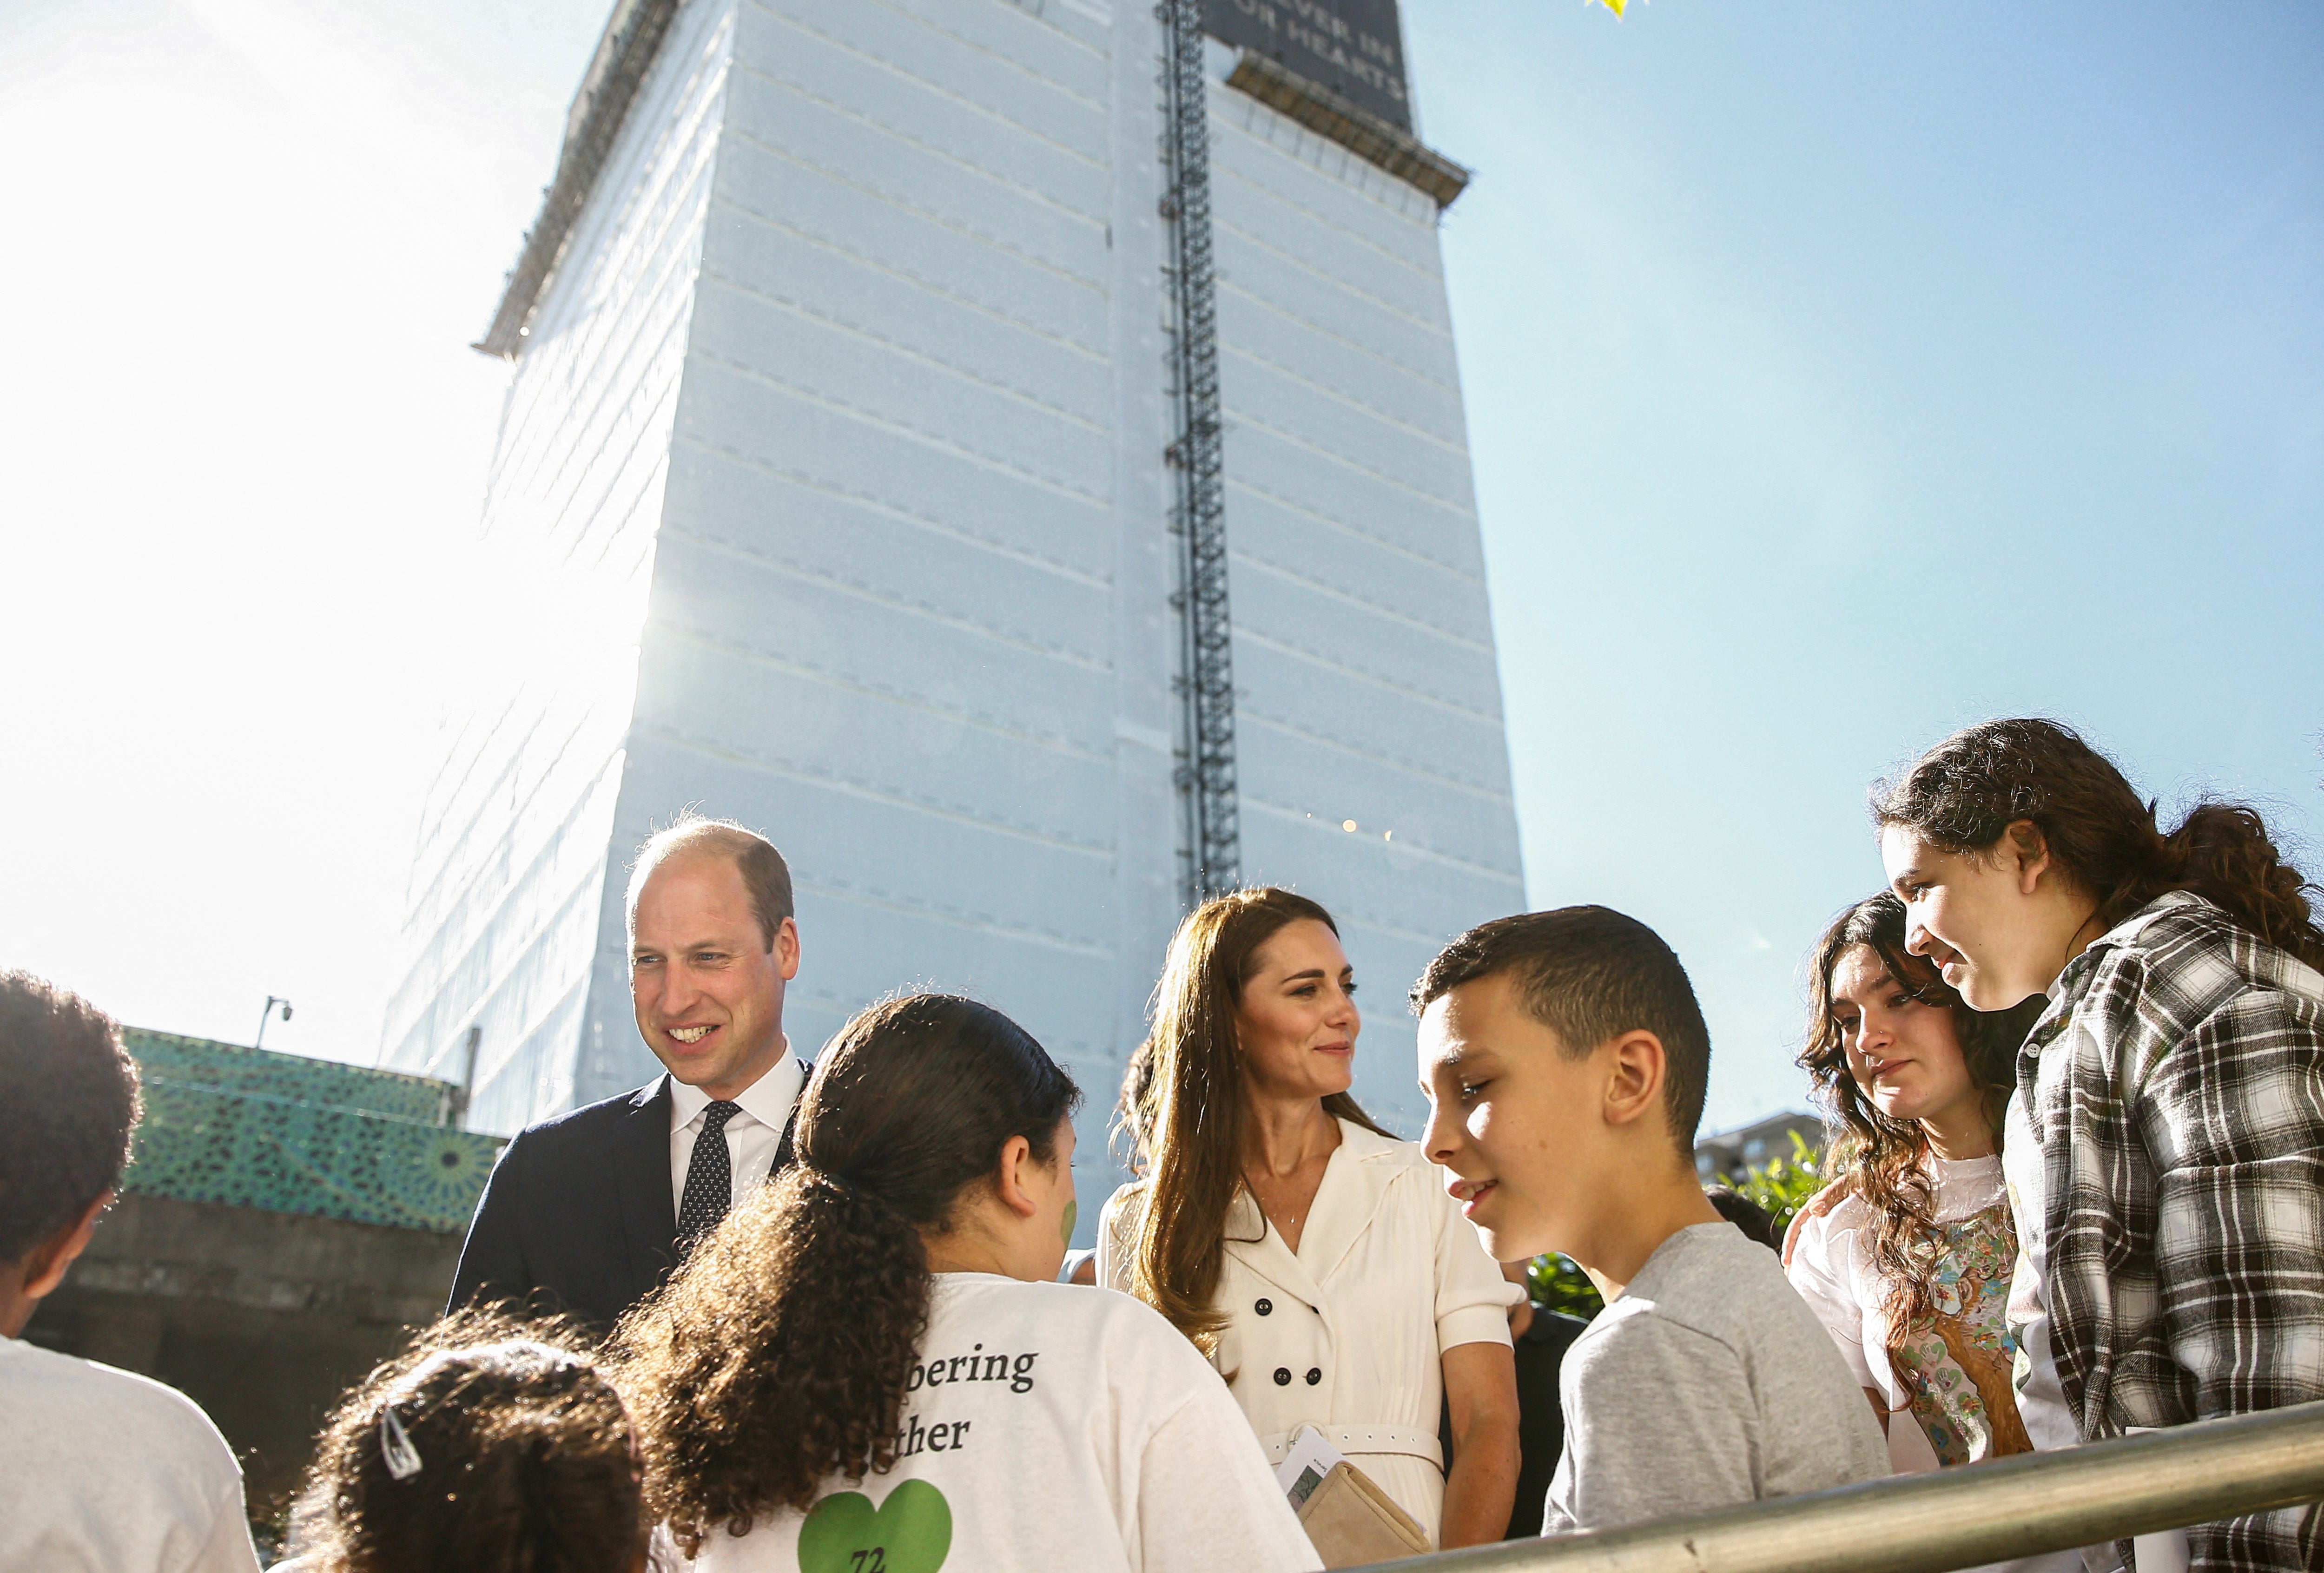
[[667, 1044, 804, 1217]]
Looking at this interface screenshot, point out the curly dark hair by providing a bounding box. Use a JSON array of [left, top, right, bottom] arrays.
[[1874, 718, 2324, 972], [286, 1308, 643, 1573], [0, 972, 141, 1263], [1798, 895, 2047, 1336], [612, 994, 1079, 1555]]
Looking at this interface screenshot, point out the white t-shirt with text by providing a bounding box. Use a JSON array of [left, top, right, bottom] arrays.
[[673, 1273, 1320, 1573]]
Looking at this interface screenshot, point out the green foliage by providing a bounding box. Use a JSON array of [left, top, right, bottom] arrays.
[[1732, 1130, 1827, 1239], [1524, 1250, 1605, 1321], [1520, 1134, 1827, 1322]]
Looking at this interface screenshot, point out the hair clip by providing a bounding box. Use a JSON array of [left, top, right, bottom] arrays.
[[380, 1404, 423, 1480]]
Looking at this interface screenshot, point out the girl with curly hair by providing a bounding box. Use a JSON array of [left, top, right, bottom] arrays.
[[1783, 896, 2061, 1559], [1875, 718, 2324, 1573], [614, 993, 1318, 1573], [271, 1308, 646, 1573], [1096, 889, 1519, 1550]]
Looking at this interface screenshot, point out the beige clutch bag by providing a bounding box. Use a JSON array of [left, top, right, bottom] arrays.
[[1294, 1459, 1431, 1567]]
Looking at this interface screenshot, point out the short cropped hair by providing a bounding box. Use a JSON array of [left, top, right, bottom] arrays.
[[0, 973, 142, 1262], [1412, 906, 1711, 1155], [624, 813, 793, 952]]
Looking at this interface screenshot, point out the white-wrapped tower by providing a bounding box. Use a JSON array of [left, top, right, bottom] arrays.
[[381, 0, 1524, 1223]]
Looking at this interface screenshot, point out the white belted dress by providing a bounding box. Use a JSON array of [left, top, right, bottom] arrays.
[[1097, 1119, 1519, 1546]]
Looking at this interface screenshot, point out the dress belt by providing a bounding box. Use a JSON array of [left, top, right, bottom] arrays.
[[1260, 1423, 1444, 1470]]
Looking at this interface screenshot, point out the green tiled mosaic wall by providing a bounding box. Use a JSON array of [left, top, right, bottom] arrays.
[[120, 1030, 502, 1235]]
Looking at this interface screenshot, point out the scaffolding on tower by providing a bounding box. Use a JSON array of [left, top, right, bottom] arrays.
[[1159, 0, 1241, 905]]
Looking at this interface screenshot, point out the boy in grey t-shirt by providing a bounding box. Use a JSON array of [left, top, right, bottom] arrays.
[[1542, 1221, 1888, 1529], [1413, 908, 1888, 1533]]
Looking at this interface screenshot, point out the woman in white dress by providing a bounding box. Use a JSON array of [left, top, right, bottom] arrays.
[[1098, 889, 1520, 1549], [1784, 894, 2074, 1573], [616, 994, 1319, 1573]]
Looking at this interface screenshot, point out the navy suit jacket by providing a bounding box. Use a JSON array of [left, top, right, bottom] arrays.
[[448, 1070, 800, 1332]]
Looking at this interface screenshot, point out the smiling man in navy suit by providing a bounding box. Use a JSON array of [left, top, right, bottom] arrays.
[[449, 814, 808, 1330]]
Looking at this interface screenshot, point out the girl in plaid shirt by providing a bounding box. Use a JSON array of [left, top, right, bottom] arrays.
[[1874, 718, 2324, 1573]]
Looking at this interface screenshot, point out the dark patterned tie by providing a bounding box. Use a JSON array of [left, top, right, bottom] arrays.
[[677, 1100, 742, 1246]]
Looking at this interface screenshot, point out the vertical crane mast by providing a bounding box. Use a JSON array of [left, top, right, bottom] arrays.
[[1159, 0, 1241, 904]]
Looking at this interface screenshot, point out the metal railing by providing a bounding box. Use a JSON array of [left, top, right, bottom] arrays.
[[1372, 1400, 2324, 1573]]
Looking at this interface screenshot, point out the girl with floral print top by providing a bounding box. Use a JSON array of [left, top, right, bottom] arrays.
[[1782, 895, 2073, 1570]]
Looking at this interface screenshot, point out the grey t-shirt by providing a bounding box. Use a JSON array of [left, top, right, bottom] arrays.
[[1542, 1222, 1889, 1534]]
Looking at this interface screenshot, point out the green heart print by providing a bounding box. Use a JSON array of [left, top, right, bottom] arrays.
[[797, 1479, 952, 1573]]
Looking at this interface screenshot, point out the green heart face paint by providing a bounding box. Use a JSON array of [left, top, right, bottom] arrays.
[[797, 1479, 952, 1573], [1059, 1197, 1078, 1247]]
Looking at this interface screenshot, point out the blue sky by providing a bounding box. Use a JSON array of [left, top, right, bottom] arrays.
[[1410, 0, 2324, 1125], [1, 0, 2316, 1133]]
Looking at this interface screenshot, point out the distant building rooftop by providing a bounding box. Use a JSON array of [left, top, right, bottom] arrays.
[[120, 1029, 503, 1235], [1696, 1110, 1824, 1185]]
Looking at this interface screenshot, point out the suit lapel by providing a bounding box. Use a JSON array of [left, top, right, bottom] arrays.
[[771, 1057, 809, 1172], [612, 1079, 678, 1290]]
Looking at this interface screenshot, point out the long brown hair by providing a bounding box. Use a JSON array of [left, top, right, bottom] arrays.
[[287, 1308, 643, 1573], [612, 994, 1078, 1554], [1127, 888, 1388, 1353], [1874, 718, 2324, 970], [1798, 895, 2045, 1335]]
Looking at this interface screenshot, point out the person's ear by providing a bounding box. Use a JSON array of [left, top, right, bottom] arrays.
[[1601, 1031, 1667, 1131], [991, 1135, 1040, 1221], [19, 1192, 111, 1303], [773, 916, 801, 981], [2005, 820, 2053, 893]]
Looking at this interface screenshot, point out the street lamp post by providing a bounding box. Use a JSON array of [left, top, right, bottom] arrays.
[[255, 994, 293, 1052]]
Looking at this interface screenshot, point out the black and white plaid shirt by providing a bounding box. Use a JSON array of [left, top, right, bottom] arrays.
[[2016, 891, 2324, 1573]]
